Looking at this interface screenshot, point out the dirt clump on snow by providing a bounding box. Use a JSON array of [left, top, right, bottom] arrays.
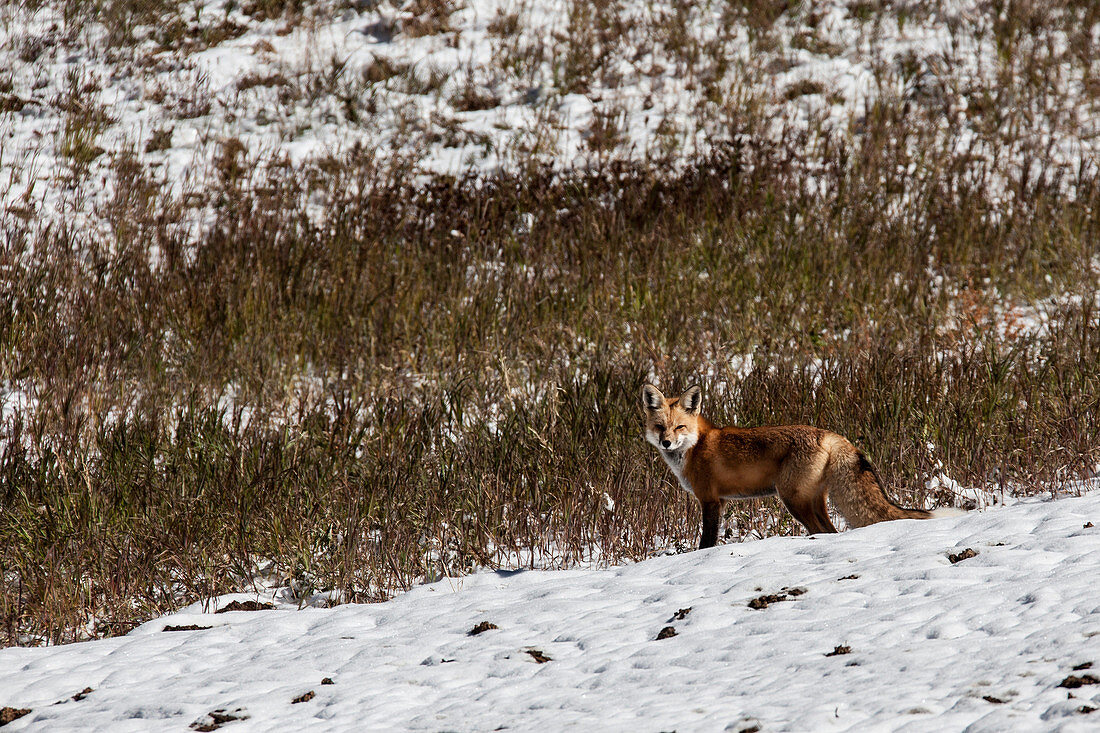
[[1, 707, 31, 726], [1058, 674, 1099, 689], [748, 587, 807, 609], [468, 621, 498, 635], [163, 624, 212, 632], [190, 708, 248, 731], [948, 548, 979, 564], [214, 601, 275, 614]]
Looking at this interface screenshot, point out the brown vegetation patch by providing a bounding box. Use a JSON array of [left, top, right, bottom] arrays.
[[163, 624, 213, 632], [1059, 674, 1100, 689], [948, 548, 978, 564], [214, 601, 275, 614], [0, 707, 31, 726], [468, 622, 499, 636]]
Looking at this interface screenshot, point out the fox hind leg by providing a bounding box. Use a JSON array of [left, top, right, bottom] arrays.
[[810, 491, 838, 533], [775, 447, 837, 535], [778, 482, 837, 535]]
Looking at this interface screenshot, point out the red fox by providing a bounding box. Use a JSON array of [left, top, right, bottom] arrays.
[[642, 384, 960, 549]]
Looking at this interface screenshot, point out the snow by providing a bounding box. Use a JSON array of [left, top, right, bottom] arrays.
[[3, 0, 1098, 232], [3, 487, 1100, 731]]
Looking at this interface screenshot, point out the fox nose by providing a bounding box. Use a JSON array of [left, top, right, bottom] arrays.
[[661, 439, 672, 448]]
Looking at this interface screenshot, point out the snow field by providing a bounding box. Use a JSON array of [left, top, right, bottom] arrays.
[[3, 0, 1098, 231], [2, 488, 1099, 731]]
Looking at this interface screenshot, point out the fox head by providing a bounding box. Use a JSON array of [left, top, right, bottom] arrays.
[[641, 384, 702, 454]]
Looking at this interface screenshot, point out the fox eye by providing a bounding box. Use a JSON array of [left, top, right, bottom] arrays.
[[655, 424, 665, 431], [676, 425, 686, 430]]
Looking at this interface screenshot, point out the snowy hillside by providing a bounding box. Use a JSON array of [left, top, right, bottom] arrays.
[[3, 488, 1099, 731], [3, 0, 1098, 228]]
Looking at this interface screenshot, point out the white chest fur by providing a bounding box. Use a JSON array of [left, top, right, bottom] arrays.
[[660, 449, 694, 495]]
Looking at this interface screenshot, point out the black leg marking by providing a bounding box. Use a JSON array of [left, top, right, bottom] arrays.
[[700, 501, 721, 549]]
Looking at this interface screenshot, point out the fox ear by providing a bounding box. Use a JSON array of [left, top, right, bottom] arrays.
[[641, 384, 665, 411], [679, 385, 702, 413]]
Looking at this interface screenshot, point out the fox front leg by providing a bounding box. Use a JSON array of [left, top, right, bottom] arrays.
[[699, 500, 721, 549]]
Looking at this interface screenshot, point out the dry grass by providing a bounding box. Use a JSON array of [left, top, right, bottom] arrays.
[[3, 121, 1098, 645]]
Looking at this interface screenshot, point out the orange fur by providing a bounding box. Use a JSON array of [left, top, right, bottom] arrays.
[[642, 384, 942, 548]]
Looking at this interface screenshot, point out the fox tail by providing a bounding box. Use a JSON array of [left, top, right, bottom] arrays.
[[822, 438, 940, 528]]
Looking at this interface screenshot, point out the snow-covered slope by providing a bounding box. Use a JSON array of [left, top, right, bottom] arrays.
[[3, 489, 1099, 731], [3, 0, 1097, 230]]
